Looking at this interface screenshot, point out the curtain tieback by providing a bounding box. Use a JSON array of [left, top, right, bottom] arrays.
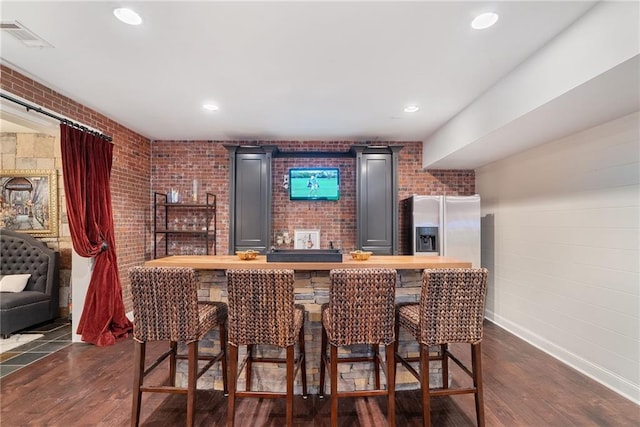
[[101, 242, 108, 251]]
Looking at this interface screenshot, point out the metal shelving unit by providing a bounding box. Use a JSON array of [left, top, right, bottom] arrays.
[[153, 192, 216, 258]]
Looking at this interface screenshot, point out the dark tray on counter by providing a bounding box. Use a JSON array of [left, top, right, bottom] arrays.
[[266, 249, 343, 263]]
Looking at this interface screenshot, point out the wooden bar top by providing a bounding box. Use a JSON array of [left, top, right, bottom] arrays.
[[143, 254, 471, 270]]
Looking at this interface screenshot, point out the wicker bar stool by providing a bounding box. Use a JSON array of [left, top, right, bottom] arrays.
[[319, 268, 398, 426], [129, 266, 228, 427], [395, 268, 489, 427], [225, 269, 307, 427]]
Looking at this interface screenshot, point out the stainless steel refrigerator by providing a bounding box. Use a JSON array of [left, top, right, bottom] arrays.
[[402, 195, 481, 267]]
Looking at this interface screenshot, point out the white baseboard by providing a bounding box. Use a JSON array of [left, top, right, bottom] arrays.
[[484, 310, 640, 405]]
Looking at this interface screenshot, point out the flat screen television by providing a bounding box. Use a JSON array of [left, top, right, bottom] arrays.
[[289, 167, 340, 201]]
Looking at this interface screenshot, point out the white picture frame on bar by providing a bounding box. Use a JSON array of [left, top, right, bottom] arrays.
[[294, 229, 320, 250]]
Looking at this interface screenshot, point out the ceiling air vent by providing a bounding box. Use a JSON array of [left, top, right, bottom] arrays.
[[0, 21, 53, 48]]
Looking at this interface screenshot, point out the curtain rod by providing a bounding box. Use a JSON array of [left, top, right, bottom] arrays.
[[1, 92, 113, 142]]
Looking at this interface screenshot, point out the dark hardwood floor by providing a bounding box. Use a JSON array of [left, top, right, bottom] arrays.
[[1, 321, 638, 426]]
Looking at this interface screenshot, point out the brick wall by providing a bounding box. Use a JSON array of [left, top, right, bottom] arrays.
[[1, 65, 152, 312], [272, 142, 356, 251], [151, 141, 230, 255], [152, 140, 475, 254]]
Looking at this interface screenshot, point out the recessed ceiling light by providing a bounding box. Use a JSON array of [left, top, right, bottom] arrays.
[[202, 103, 219, 111], [471, 12, 499, 30], [113, 8, 142, 26], [404, 105, 419, 113]]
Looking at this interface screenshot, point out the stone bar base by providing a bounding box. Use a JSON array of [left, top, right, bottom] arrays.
[[174, 269, 444, 394]]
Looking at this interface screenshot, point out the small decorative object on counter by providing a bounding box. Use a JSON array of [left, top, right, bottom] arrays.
[[236, 250, 258, 260], [350, 250, 372, 261]]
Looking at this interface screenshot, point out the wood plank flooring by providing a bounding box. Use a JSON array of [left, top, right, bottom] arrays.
[[1, 321, 638, 426]]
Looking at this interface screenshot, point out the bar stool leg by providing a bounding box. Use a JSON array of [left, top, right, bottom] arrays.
[[131, 340, 145, 427], [228, 344, 238, 427], [385, 343, 396, 427], [246, 344, 254, 390], [219, 322, 229, 396], [393, 315, 400, 379], [330, 344, 338, 427], [319, 325, 328, 397], [373, 343, 381, 388], [472, 342, 485, 427], [169, 341, 177, 386], [286, 345, 295, 426], [299, 318, 308, 397], [186, 341, 198, 427], [442, 344, 449, 390], [420, 345, 431, 427]]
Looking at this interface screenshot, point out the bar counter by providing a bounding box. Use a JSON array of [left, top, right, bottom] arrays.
[[143, 254, 471, 270], [142, 255, 472, 394]]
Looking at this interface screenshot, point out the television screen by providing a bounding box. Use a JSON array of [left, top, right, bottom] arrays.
[[289, 168, 340, 201]]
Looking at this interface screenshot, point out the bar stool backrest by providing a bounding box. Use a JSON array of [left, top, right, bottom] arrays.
[[328, 268, 397, 346], [226, 269, 296, 347], [420, 268, 489, 346], [129, 266, 200, 343]]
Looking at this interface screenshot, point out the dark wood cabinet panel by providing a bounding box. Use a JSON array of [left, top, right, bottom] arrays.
[[235, 154, 268, 250], [226, 145, 275, 254], [353, 145, 402, 255], [225, 144, 399, 255], [360, 155, 393, 251]]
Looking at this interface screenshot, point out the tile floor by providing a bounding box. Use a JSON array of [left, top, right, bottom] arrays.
[[0, 319, 72, 378]]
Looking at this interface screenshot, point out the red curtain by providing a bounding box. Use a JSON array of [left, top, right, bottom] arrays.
[[61, 123, 132, 346]]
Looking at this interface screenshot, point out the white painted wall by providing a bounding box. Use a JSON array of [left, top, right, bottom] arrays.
[[71, 250, 93, 343], [423, 1, 640, 169], [477, 112, 640, 403]]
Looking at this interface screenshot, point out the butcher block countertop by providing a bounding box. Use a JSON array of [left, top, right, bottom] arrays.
[[144, 254, 472, 270]]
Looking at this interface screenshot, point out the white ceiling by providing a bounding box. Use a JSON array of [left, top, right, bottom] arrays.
[[2, 1, 636, 169]]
